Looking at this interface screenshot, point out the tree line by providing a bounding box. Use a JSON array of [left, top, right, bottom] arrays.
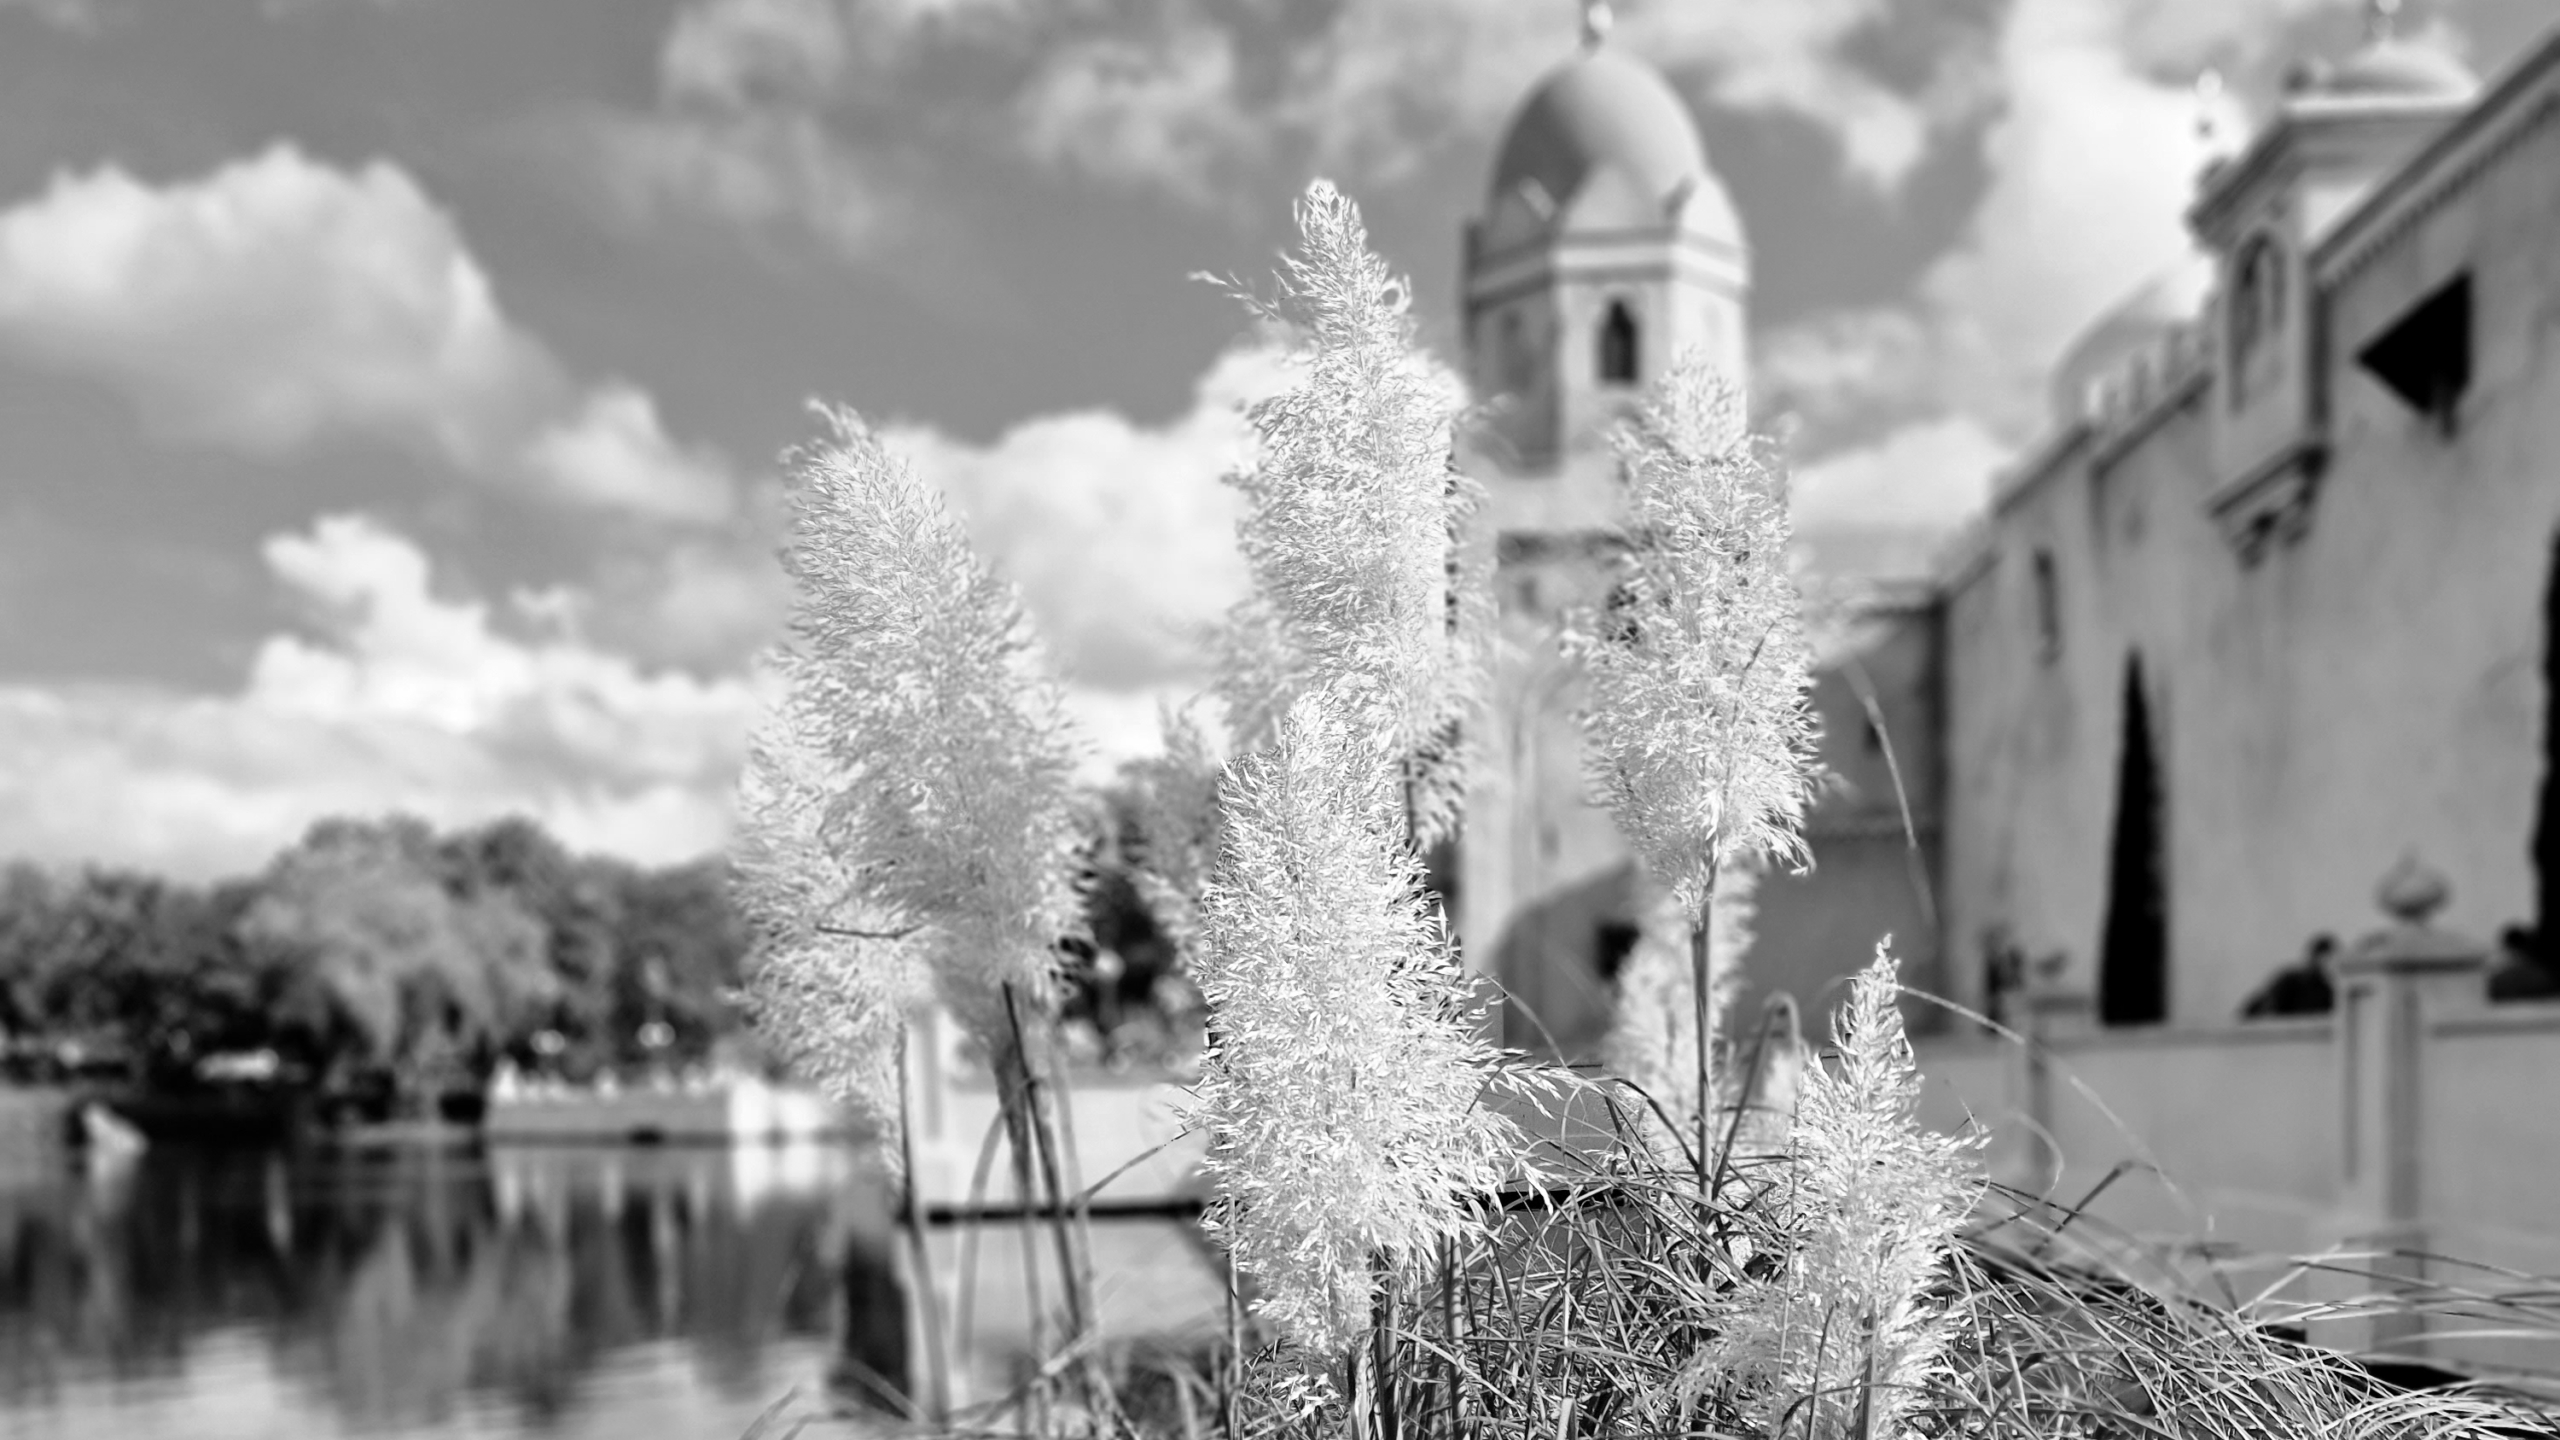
[[0, 795, 1194, 1112], [0, 814, 751, 1106]]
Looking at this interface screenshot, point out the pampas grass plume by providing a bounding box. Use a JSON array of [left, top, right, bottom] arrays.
[[1212, 179, 1485, 845], [734, 408, 1089, 1120], [1189, 687, 1518, 1354], [1569, 354, 1821, 918]]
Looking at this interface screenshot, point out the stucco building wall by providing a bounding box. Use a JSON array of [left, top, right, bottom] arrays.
[[1751, 592, 1946, 1029], [1933, 31, 2560, 1026]]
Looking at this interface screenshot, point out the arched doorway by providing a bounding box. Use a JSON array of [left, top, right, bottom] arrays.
[[2098, 654, 2169, 1025], [2533, 531, 2560, 960]]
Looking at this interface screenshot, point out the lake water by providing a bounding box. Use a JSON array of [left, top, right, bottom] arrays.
[[0, 1143, 1227, 1440]]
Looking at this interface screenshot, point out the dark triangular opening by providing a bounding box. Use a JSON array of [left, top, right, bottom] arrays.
[[2099, 654, 2170, 1026], [2357, 272, 2471, 434]]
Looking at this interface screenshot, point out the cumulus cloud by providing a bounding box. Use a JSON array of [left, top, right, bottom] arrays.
[[564, 0, 907, 262], [1757, 309, 1940, 445], [1032, 0, 1984, 200], [1770, 0, 2251, 443], [580, 101, 890, 262], [1792, 414, 2011, 535], [0, 145, 736, 524], [660, 0, 853, 109], [523, 385, 736, 525], [884, 343, 1283, 692], [0, 0, 96, 30], [530, 340, 1277, 777], [1017, 26, 1265, 208], [1761, 0, 2313, 556], [0, 514, 760, 881], [597, 0, 1989, 251], [587, 527, 796, 673]]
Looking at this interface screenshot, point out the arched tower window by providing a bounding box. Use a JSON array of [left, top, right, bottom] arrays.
[[2228, 233, 2286, 408], [2031, 549, 2062, 662], [1598, 299, 1639, 386], [1498, 309, 1532, 395]]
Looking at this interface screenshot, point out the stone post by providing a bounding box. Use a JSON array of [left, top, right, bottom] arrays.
[[2309, 854, 2488, 1358], [2002, 955, 2093, 1194]]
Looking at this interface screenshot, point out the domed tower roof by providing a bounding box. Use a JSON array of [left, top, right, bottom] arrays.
[[1490, 46, 1711, 211], [1484, 18, 1740, 248]]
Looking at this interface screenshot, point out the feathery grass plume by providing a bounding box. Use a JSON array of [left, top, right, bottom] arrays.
[[730, 695, 930, 1143], [740, 406, 1088, 1086], [1210, 179, 1485, 845], [1189, 687, 1519, 1355], [1601, 863, 1760, 1166], [1568, 354, 1820, 918], [1682, 943, 1986, 1438]]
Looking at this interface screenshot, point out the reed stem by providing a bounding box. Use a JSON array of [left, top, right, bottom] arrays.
[[895, 1029, 953, 1423]]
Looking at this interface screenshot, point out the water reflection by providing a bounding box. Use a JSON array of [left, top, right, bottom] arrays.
[[0, 1143, 884, 1439]]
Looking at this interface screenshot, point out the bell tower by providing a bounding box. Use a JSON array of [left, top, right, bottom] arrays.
[[1455, 4, 1750, 1052], [1461, 4, 1748, 513]]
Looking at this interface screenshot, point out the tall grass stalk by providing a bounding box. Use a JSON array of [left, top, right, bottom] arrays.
[[733, 409, 1105, 1421], [1205, 179, 1487, 849], [1174, 179, 1517, 1426], [1190, 690, 1518, 1358], [1680, 946, 1983, 1438], [1600, 863, 1764, 1172], [1567, 357, 1821, 1188]]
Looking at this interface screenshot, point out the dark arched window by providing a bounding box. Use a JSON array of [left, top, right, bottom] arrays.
[[2229, 234, 2285, 408], [2032, 549, 2061, 661], [2532, 530, 2560, 960], [1598, 299, 1639, 385], [2099, 654, 2170, 1027]]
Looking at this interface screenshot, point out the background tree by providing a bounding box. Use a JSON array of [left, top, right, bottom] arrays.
[[609, 857, 750, 1072], [238, 818, 549, 1104], [438, 817, 624, 1073], [0, 812, 756, 1099]]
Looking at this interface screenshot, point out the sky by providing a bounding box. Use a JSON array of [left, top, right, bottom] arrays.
[[0, 0, 2549, 882]]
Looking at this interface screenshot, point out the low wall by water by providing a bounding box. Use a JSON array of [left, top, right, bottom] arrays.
[[1913, 967, 2560, 1381], [1915, 1022, 2336, 1268]]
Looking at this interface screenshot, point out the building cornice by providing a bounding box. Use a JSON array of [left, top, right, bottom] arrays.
[[2189, 94, 2472, 246], [1988, 422, 2094, 520], [1465, 237, 1747, 312], [2087, 363, 2211, 476], [1469, 221, 1747, 275], [2317, 29, 2560, 285], [1466, 260, 1747, 315]]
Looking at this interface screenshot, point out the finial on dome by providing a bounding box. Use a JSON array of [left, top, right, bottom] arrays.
[[1580, 0, 1614, 49], [2367, 0, 2402, 42]]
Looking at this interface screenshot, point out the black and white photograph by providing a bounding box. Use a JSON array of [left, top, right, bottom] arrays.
[[4, 0, 2560, 1435]]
